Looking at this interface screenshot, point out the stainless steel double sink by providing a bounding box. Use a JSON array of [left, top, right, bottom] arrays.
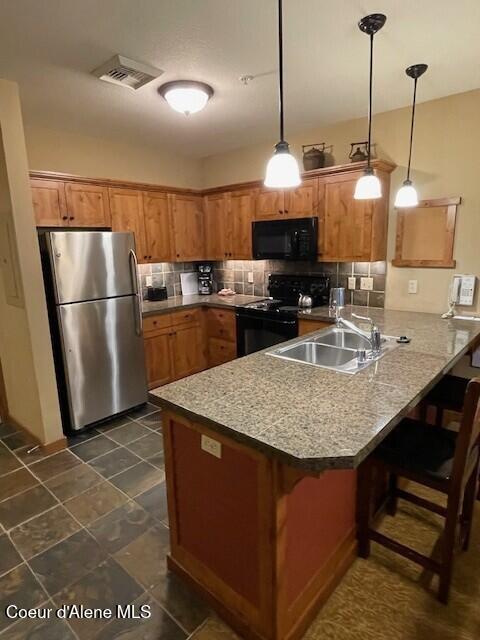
[[267, 326, 398, 374]]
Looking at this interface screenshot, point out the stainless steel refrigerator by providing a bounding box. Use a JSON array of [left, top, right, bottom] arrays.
[[40, 230, 147, 432]]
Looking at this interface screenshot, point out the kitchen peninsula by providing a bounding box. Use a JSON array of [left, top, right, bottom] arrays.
[[151, 308, 480, 640]]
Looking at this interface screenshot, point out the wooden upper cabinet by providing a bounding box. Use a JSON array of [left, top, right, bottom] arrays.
[[321, 171, 388, 262], [170, 194, 205, 261], [204, 193, 232, 260], [65, 182, 110, 227], [143, 192, 173, 262], [230, 189, 255, 259], [109, 188, 148, 261], [31, 179, 68, 226], [284, 179, 318, 218], [255, 188, 284, 219], [255, 180, 318, 220]]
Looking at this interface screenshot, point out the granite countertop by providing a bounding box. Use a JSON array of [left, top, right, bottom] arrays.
[[142, 293, 268, 317], [151, 305, 480, 472]]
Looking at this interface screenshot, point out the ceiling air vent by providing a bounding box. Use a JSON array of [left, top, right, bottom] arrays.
[[92, 55, 163, 90]]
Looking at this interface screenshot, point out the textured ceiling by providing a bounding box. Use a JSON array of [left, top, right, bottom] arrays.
[[0, 0, 479, 158]]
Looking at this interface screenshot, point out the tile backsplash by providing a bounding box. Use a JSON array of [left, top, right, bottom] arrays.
[[139, 260, 387, 308]]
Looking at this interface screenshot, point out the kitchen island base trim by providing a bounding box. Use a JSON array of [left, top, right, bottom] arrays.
[[162, 410, 357, 640]]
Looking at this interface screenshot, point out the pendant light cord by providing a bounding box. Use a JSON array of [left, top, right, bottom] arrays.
[[406, 77, 418, 182], [367, 33, 374, 168], [278, 0, 285, 143]]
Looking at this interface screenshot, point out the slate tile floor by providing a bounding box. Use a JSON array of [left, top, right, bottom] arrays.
[[0, 404, 211, 639]]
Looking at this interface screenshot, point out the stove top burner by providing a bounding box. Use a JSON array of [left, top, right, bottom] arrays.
[[244, 299, 282, 311]]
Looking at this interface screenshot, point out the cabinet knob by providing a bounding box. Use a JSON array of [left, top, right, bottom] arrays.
[[69, 216, 74, 221], [176, 253, 180, 258], [278, 209, 282, 214], [62, 216, 68, 220], [284, 209, 288, 214], [144, 255, 148, 259]]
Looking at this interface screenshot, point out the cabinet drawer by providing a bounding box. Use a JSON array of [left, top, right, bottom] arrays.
[[206, 307, 236, 342], [143, 313, 172, 335], [170, 308, 201, 328], [208, 337, 236, 368]]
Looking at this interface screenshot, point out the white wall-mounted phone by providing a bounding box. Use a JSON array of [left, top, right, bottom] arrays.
[[451, 275, 476, 306], [443, 275, 476, 318]]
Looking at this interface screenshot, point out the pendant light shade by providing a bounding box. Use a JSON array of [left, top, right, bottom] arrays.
[[394, 64, 428, 207], [354, 169, 382, 200], [265, 142, 301, 188], [354, 14, 386, 200], [264, 0, 301, 188]]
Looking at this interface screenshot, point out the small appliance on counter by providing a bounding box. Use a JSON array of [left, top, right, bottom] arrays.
[[146, 285, 168, 301], [236, 273, 330, 356], [198, 263, 213, 295]]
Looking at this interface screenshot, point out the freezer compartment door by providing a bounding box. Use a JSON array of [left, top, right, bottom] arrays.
[[58, 296, 147, 431], [48, 231, 137, 304]]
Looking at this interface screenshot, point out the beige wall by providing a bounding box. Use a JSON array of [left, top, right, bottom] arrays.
[[202, 89, 480, 316], [0, 79, 63, 444], [24, 124, 203, 189]]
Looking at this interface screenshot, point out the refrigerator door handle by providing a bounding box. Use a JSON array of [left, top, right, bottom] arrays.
[[129, 249, 143, 337]]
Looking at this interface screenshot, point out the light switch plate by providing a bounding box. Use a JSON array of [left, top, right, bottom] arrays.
[[201, 434, 222, 459], [247, 271, 254, 284], [348, 276, 356, 290], [408, 279, 418, 294], [145, 275, 153, 287], [360, 277, 373, 291]]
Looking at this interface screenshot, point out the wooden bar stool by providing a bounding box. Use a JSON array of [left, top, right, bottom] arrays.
[[358, 378, 480, 604], [419, 374, 468, 427]]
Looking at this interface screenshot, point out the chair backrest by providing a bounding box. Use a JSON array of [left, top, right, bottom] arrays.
[[451, 377, 480, 491]]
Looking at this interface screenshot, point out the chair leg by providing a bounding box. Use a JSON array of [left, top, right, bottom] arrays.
[[461, 464, 479, 551], [357, 457, 374, 559], [438, 494, 460, 604], [435, 407, 444, 428], [386, 473, 398, 516]]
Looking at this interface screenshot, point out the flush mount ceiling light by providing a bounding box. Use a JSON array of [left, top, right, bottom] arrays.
[[264, 0, 301, 188], [158, 81, 214, 115], [354, 13, 386, 200], [394, 63, 428, 207]]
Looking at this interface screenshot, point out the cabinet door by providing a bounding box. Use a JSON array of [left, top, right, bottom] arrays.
[[65, 182, 111, 227], [144, 328, 174, 389], [322, 173, 373, 261], [255, 189, 285, 219], [171, 325, 205, 380], [109, 188, 148, 261], [231, 190, 255, 259], [31, 179, 67, 226], [204, 193, 232, 260], [143, 192, 173, 262], [171, 195, 205, 261], [284, 179, 318, 218]]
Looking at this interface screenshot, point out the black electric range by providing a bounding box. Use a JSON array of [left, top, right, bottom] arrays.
[[236, 274, 330, 356]]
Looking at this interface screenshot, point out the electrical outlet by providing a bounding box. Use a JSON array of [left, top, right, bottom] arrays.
[[201, 435, 222, 459], [348, 276, 356, 290], [247, 271, 254, 284], [360, 277, 373, 291], [145, 275, 153, 287], [408, 279, 418, 294]]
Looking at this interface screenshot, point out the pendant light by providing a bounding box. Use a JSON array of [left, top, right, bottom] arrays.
[[264, 0, 301, 188], [354, 14, 386, 200], [394, 64, 428, 207]]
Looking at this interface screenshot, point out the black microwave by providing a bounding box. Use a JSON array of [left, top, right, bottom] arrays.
[[252, 217, 318, 260]]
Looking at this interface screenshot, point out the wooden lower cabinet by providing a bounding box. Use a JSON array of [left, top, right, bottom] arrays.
[[171, 324, 205, 380], [298, 319, 332, 336], [206, 307, 237, 368], [144, 328, 173, 388], [162, 412, 357, 640], [144, 312, 206, 389]]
